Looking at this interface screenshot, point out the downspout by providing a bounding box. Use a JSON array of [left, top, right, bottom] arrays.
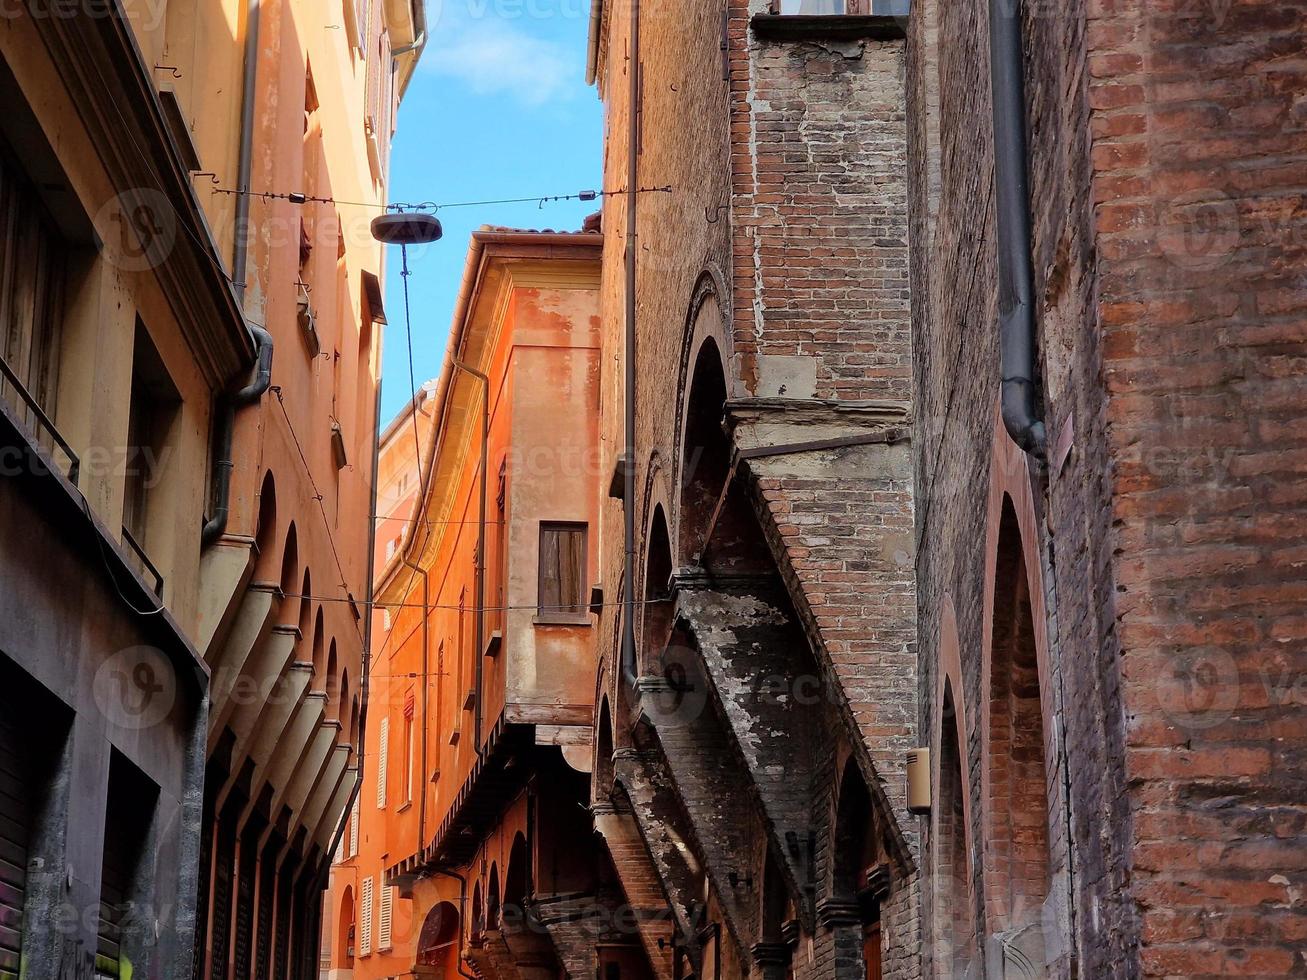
[[989, 0, 1046, 458], [451, 359, 490, 761], [585, 0, 604, 85], [202, 0, 271, 548], [432, 867, 480, 980], [619, 0, 640, 687]]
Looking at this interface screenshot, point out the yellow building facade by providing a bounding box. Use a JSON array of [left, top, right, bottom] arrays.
[[0, 1, 421, 977]]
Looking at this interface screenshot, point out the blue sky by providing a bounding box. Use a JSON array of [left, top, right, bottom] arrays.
[[377, 0, 603, 424]]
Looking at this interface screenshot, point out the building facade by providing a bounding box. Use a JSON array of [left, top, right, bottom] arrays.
[[322, 228, 607, 979], [907, 0, 1307, 976], [581, 0, 1307, 979], [0, 0, 419, 977], [586, 2, 920, 979]]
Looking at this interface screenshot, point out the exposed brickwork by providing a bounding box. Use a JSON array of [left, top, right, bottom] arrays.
[[909, 0, 1307, 974], [729, 18, 913, 404], [590, 1, 924, 977]]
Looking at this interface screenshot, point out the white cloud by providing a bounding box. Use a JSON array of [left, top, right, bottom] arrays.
[[424, 12, 580, 107]]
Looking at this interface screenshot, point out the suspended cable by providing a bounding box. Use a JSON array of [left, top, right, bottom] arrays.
[[211, 185, 674, 212]]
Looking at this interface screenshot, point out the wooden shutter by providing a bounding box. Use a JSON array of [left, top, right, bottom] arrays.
[[379, 885, 393, 950], [349, 794, 360, 857], [359, 876, 374, 956], [376, 717, 389, 808], [538, 523, 587, 614]]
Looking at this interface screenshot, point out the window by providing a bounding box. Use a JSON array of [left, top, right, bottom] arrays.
[[0, 143, 65, 442], [376, 715, 389, 809], [402, 700, 415, 804], [359, 876, 374, 956], [348, 794, 360, 858], [495, 460, 508, 631], [123, 326, 179, 595], [378, 885, 393, 951], [537, 522, 587, 619]]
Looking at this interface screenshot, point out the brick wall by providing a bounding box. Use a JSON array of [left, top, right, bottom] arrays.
[[910, 0, 1307, 974], [1084, 0, 1307, 974]]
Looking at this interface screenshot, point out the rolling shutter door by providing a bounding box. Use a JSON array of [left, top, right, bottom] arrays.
[[0, 689, 32, 978]]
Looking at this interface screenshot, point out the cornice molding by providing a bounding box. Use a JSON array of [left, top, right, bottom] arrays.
[[29, 1, 254, 389]]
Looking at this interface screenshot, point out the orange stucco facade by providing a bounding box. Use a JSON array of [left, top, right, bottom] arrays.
[[323, 227, 604, 978]]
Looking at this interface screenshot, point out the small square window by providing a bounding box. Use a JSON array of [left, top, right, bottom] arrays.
[[537, 522, 587, 618]]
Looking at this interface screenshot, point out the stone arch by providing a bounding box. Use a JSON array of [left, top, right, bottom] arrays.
[[984, 495, 1051, 956], [252, 470, 278, 580], [336, 664, 350, 734], [416, 900, 460, 969], [594, 695, 615, 800], [311, 607, 326, 683], [832, 760, 886, 980], [935, 678, 977, 979], [487, 864, 501, 930], [325, 641, 339, 710], [277, 523, 300, 625], [297, 568, 314, 638], [641, 504, 675, 677], [677, 337, 730, 565], [504, 832, 529, 917], [336, 884, 355, 965], [471, 879, 484, 940]]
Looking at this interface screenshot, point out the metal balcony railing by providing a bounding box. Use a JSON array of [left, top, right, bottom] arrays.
[[121, 525, 165, 597], [0, 353, 80, 485]]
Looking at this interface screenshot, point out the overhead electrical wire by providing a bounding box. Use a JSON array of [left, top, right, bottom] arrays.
[[211, 184, 674, 212]]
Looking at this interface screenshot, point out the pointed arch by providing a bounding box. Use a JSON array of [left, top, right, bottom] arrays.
[[641, 505, 674, 677], [311, 608, 327, 683], [504, 832, 529, 916], [985, 495, 1051, 944], [678, 338, 730, 565], [594, 695, 615, 799], [278, 523, 300, 624], [936, 679, 976, 978]]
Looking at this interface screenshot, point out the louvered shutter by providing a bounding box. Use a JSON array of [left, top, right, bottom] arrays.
[[349, 794, 360, 856], [379, 885, 393, 950], [376, 717, 389, 808], [359, 876, 374, 956]]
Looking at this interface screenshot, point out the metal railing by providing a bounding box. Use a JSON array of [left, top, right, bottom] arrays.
[[121, 525, 165, 597], [0, 353, 80, 485]]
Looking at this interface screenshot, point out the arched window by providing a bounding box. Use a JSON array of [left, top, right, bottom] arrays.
[[986, 496, 1051, 967]]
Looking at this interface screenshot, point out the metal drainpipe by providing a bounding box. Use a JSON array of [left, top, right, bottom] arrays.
[[451, 359, 490, 761], [432, 867, 480, 980], [201, 0, 270, 548], [620, 0, 640, 687], [989, 0, 1046, 458]]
